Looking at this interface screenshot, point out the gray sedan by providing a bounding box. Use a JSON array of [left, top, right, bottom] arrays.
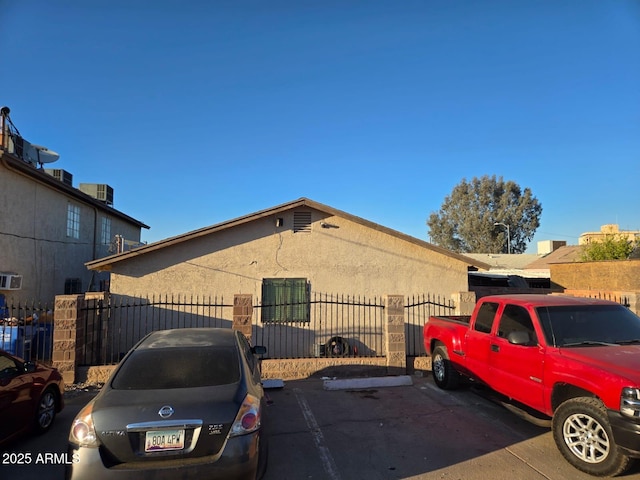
[[66, 328, 268, 480]]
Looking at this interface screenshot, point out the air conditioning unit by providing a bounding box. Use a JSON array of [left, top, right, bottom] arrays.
[[45, 168, 73, 186], [79, 183, 114, 206], [0, 273, 23, 290]]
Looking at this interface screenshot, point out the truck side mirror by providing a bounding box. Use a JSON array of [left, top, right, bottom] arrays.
[[507, 331, 531, 346]]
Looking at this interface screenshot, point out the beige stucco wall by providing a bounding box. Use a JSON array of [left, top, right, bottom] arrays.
[[109, 206, 469, 301], [0, 159, 141, 304]]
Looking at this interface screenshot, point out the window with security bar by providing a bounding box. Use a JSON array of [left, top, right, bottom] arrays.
[[65, 278, 82, 294], [261, 278, 310, 323]]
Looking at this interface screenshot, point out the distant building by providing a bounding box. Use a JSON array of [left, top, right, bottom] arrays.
[[537, 240, 567, 255], [579, 224, 640, 245]]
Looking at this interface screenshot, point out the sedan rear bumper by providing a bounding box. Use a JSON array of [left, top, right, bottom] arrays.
[[65, 431, 262, 480]]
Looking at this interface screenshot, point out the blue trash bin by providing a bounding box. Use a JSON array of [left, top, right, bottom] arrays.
[[32, 323, 53, 360], [0, 325, 33, 359]]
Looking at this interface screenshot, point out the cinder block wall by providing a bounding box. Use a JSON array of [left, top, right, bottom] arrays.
[[551, 260, 640, 292]]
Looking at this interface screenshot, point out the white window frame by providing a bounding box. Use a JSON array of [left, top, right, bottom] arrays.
[[67, 203, 81, 239], [100, 216, 112, 245]]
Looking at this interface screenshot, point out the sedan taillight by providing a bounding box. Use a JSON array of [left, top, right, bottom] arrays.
[[229, 394, 261, 437], [69, 401, 100, 447]]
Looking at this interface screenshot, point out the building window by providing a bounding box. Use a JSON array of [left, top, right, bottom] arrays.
[[65, 278, 82, 294], [100, 216, 112, 245], [261, 278, 310, 323], [67, 204, 81, 239]]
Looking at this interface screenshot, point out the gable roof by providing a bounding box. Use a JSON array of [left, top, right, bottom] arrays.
[[524, 245, 582, 269], [86, 197, 491, 271]]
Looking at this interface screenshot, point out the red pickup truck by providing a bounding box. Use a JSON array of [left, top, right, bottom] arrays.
[[423, 294, 640, 477]]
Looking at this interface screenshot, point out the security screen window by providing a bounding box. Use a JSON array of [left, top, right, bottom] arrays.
[[261, 278, 310, 323]]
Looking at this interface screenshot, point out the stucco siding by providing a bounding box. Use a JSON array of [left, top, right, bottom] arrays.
[[108, 207, 469, 301], [0, 158, 144, 303]]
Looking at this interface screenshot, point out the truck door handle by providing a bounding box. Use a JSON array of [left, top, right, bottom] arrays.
[[491, 344, 500, 352]]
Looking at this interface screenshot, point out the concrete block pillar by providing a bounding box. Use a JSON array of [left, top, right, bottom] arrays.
[[452, 291, 476, 315], [233, 294, 253, 340], [52, 294, 86, 386], [384, 295, 406, 375]]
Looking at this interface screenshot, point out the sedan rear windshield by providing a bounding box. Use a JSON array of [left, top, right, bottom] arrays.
[[112, 346, 241, 390]]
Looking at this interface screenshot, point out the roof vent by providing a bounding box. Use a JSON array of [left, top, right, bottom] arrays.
[[293, 211, 312, 233]]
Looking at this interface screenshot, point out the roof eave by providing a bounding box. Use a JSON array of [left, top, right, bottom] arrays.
[[86, 197, 492, 271]]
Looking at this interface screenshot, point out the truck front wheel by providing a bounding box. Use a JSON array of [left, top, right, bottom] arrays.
[[552, 397, 632, 477], [431, 345, 460, 390]]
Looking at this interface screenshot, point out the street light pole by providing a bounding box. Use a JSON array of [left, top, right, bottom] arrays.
[[494, 222, 511, 254]]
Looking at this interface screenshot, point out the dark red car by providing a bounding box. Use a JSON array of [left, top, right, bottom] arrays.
[[0, 349, 65, 445]]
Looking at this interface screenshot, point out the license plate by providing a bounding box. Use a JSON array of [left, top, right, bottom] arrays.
[[145, 429, 185, 452]]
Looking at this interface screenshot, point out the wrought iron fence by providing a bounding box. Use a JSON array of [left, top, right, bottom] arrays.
[[0, 301, 55, 363], [582, 291, 631, 308], [80, 294, 232, 365], [405, 294, 455, 356], [78, 292, 386, 365], [253, 292, 386, 359]]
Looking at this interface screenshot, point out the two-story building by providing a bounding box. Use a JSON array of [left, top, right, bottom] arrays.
[[0, 107, 148, 306]]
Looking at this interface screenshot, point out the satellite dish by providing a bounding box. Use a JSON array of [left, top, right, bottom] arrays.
[[31, 144, 60, 166]]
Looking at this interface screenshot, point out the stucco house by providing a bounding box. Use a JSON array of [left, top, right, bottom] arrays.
[[84, 198, 490, 358], [86, 198, 489, 300], [0, 108, 148, 305]]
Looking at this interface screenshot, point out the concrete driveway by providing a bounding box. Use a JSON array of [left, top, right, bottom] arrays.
[[4, 374, 640, 479]]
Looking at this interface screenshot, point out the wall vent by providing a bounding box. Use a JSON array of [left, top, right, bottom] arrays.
[[79, 183, 114, 206], [293, 211, 312, 233], [45, 168, 73, 186]]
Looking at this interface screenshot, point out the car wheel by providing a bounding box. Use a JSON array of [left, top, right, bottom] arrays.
[[431, 345, 460, 390], [552, 397, 632, 477], [34, 388, 57, 433]]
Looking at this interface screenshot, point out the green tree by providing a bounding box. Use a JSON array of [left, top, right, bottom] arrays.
[[579, 235, 639, 261], [427, 175, 542, 254]]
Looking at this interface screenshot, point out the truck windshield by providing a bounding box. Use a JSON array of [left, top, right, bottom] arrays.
[[536, 305, 640, 347]]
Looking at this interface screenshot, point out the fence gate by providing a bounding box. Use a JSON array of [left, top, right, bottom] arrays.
[[405, 294, 454, 356]]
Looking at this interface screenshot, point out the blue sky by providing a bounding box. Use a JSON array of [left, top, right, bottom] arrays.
[[3, 1, 639, 252]]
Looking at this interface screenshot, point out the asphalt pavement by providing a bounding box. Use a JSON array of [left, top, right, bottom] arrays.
[[4, 374, 640, 479]]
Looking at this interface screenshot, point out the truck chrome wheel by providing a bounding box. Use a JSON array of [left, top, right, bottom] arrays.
[[562, 412, 610, 464], [552, 397, 631, 477], [431, 345, 460, 390], [433, 352, 446, 382]]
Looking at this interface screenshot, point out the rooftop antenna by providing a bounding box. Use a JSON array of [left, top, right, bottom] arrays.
[[0, 106, 59, 166]]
